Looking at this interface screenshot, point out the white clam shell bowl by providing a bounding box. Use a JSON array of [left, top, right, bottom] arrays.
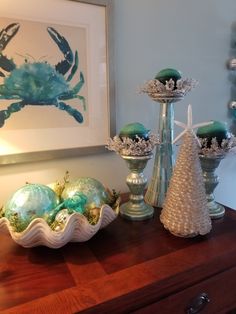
[[0, 204, 118, 248]]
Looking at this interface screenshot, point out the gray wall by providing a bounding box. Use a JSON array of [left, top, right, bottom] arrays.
[[113, 0, 236, 208], [0, 0, 236, 208]]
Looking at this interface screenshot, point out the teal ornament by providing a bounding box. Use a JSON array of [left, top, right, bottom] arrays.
[[197, 120, 230, 147], [61, 177, 110, 211], [155, 68, 182, 87], [63, 192, 87, 214], [4, 184, 60, 232], [119, 122, 150, 140], [47, 191, 87, 225]]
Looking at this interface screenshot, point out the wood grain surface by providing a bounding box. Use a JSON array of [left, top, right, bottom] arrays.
[[1, 202, 236, 314]]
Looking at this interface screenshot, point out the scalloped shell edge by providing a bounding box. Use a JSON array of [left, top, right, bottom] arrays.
[[0, 204, 117, 248]]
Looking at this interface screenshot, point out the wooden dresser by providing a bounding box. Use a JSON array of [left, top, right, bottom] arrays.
[[1, 203, 236, 314]]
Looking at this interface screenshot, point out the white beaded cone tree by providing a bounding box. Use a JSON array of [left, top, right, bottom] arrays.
[[160, 105, 212, 237]]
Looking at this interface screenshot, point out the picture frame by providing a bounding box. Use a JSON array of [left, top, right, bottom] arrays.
[[0, 0, 115, 164]]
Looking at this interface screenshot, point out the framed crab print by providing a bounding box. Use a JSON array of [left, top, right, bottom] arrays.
[[0, 0, 115, 164]]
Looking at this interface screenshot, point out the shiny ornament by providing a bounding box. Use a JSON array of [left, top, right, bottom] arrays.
[[51, 208, 71, 232], [61, 177, 111, 211], [47, 171, 70, 198], [46, 191, 87, 225], [3, 184, 60, 232]]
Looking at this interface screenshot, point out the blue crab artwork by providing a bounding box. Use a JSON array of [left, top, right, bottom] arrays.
[[0, 23, 86, 127]]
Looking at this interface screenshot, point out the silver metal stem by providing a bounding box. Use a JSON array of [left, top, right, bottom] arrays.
[[120, 154, 154, 221], [199, 155, 225, 219]]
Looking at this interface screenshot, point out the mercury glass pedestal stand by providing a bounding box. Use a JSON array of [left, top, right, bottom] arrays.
[[120, 154, 154, 221], [145, 94, 184, 208], [199, 154, 225, 219]]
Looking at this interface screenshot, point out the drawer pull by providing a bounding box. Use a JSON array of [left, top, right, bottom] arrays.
[[186, 293, 210, 314]]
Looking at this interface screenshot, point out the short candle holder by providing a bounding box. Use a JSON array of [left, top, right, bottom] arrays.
[[197, 121, 236, 219], [120, 154, 154, 221], [106, 123, 159, 221], [199, 155, 225, 219]]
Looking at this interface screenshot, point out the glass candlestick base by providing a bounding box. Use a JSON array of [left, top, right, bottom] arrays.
[[120, 154, 154, 221], [145, 96, 182, 208]]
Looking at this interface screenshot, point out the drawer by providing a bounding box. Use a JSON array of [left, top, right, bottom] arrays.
[[132, 266, 236, 314]]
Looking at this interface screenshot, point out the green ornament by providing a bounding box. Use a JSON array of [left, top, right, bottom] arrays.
[[119, 122, 150, 140], [63, 192, 87, 213], [47, 191, 87, 225], [197, 120, 230, 146], [155, 68, 182, 86], [61, 177, 110, 211], [4, 184, 60, 232]]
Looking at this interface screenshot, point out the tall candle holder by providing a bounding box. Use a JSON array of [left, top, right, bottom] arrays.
[[140, 77, 197, 207]]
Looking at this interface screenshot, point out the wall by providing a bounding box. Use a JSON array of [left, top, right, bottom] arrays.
[[113, 0, 236, 208], [0, 0, 236, 208]]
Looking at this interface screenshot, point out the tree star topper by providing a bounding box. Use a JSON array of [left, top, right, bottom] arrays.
[[173, 104, 213, 145]]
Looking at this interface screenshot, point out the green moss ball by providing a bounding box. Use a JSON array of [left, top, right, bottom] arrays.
[[197, 121, 230, 146], [155, 68, 182, 85], [119, 122, 150, 140]]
